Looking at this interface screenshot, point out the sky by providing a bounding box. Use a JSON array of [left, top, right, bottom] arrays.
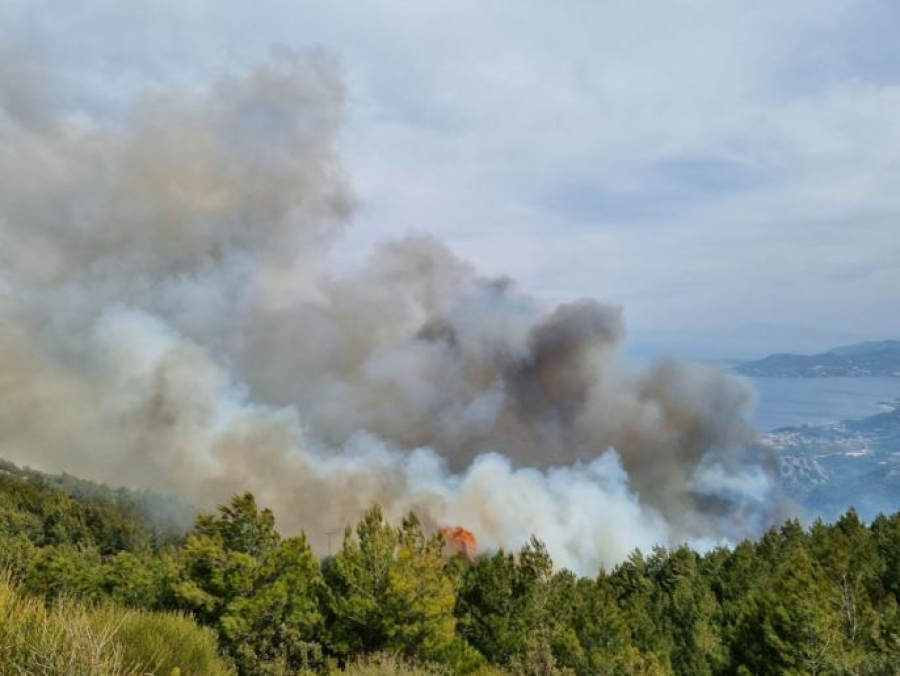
[[4, 0, 900, 355]]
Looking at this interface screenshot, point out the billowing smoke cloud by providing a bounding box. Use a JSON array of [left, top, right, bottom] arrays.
[[0, 49, 779, 574]]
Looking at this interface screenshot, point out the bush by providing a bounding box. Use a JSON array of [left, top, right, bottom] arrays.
[[0, 575, 233, 675], [0, 576, 134, 675], [338, 653, 451, 676]]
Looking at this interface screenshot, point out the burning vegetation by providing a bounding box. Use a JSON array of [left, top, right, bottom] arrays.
[[440, 526, 478, 561]]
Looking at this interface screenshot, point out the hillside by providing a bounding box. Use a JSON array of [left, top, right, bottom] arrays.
[[765, 400, 900, 522], [0, 458, 196, 545], [3, 456, 900, 673], [735, 339, 900, 377]]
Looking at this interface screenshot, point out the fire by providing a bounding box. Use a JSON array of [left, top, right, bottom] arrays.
[[439, 526, 478, 561]]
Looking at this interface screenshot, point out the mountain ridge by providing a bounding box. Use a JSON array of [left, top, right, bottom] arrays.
[[735, 339, 900, 377]]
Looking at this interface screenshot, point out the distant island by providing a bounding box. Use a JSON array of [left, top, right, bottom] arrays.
[[734, 339, 900, 377]]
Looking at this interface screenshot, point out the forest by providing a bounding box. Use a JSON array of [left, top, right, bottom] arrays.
[[0, 459, 898, 675]]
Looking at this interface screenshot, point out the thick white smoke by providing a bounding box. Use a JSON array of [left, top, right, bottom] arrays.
[[0, 49, 779, 574]]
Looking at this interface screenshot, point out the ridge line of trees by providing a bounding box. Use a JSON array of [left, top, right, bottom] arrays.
[[1, 461, 899, 674]]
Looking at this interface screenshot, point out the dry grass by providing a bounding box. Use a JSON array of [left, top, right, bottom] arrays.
[[0, 574, 232, 675], [338, 653, 451, 676]]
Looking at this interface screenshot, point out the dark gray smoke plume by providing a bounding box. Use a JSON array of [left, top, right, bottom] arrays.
[[0, 49, 779, 573]]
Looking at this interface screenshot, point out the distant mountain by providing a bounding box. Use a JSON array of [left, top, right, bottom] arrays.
[[735, 340, 900, 377], [627, 323, 866, 362], [766, 402, 900, 520]]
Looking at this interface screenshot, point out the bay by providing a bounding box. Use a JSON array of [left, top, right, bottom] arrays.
[[743, 376, 900, 431]]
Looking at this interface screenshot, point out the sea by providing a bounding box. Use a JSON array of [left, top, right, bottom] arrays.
[[743, 376, 900, 432]]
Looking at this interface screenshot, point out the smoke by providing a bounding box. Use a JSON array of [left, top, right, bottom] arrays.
[[0, 49, 780, 574]]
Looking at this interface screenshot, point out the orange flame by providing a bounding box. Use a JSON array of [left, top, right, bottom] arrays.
[[440, 526, 477, 561]]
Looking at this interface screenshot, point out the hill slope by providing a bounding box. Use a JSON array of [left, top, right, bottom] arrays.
[[736, 339, 900, 377], [766, 402, 900, 520]]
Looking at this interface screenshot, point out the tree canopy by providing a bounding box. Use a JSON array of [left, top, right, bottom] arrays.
[[2, 459, 900, 674]]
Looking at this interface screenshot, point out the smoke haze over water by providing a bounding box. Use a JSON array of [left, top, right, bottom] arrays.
[[0, 50, 780, 574]]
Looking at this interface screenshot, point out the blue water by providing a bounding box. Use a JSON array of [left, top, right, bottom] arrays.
[[743, 377, 900, 431]]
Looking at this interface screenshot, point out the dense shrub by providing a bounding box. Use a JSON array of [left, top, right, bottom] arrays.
[[0, 575, 233, 675], [104, 606, 233, 676]]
